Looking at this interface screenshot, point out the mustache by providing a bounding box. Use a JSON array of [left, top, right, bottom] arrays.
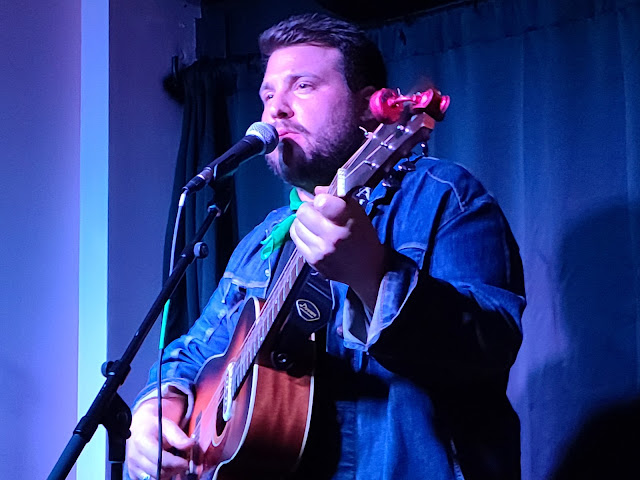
[[273, 121, 310, 136]]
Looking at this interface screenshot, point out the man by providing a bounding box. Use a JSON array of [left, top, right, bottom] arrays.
[[126, 13, 525, 480]]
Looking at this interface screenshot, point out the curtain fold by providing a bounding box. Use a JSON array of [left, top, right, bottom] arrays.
[[162, 59, 239, 344]]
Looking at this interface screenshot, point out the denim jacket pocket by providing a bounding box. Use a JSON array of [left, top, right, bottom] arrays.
[[219, 273, 270, 325]]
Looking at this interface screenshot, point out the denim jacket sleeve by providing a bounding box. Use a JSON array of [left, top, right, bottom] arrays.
[[341, 157, 526, 383], [132, 207, 290, 418]]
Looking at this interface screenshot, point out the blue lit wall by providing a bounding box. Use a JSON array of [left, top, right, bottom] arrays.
[[0, 1, 81, 478], [0, 1, 197, 478], [107, 0, 198, 408]]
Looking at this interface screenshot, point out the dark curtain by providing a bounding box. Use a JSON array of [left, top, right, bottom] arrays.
[[162, 59, 240, 344], [370, 1, 640, 478], [163, 57, 289, 343], [167, 0, 640, 478]]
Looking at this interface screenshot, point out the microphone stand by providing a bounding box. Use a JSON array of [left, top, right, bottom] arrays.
[[48, 191, 230, 480]]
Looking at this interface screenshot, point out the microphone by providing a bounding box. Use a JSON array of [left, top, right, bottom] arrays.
[[183, 122, 279, 193]]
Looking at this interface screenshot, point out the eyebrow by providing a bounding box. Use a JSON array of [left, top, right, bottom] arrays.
[[258, 82, 272, 96], [259, 72, 322, 95]]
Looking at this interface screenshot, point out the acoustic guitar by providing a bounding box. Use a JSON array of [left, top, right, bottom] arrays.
[[180, 87, 449, 479]]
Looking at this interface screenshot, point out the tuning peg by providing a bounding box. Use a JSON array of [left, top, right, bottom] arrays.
[[411, 90, 434, 109], [369, 88, 403, 124], [359, 126, 372, 138], [440, 95, 450, 113]]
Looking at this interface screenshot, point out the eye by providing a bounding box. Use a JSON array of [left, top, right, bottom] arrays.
[[261, 92, 274, 103], [296, 81, 312, 92]]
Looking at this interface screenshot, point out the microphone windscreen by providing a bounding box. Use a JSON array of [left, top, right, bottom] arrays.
[[245, 122, 279, 154]]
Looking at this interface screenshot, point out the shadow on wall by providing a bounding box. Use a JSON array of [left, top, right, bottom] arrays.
[[551, 395, 640, 479], [527, 201, 640, 478]]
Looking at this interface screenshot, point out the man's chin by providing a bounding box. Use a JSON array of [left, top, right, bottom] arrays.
[[265, 137, 348, 190], [279, 138, 308, 162], [267, 141, 308, 172]]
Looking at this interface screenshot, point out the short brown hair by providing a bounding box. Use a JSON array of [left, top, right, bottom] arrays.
[[259, 13, 387, 92]]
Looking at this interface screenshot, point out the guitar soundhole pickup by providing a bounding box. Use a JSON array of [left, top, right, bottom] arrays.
[[222, 362, 234, 422], [215, 398, 227, 437]]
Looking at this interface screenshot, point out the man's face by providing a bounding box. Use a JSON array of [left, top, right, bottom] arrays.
[[260, 44, 366, 192]]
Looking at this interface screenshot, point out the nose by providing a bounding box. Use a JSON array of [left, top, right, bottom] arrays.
[[267, 91, 293, 120]]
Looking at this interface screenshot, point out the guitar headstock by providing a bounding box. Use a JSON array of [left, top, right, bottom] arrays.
[[332, 87, 450, 197], [370, 87, 450, 124]]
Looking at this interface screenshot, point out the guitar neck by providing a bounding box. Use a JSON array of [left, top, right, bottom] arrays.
[[231, 248, 310, 396]]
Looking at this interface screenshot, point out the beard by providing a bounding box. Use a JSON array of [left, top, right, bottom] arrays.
[[265, 106, 365, 193]]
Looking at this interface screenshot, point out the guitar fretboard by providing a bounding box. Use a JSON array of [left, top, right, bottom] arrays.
[[231, 248, 307, 395]]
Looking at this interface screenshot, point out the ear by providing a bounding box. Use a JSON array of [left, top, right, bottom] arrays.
[[355, 85, 379, 130]]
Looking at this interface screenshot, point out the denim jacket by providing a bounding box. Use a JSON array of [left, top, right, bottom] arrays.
[[135, 156, 526, 480]]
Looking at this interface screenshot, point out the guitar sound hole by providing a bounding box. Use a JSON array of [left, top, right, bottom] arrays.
[[216, 399, 227, 437]]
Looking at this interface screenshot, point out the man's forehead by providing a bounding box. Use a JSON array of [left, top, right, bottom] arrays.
[[262, 44, 344, 80]]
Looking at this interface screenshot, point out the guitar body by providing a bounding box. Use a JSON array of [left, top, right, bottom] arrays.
[[185, 296, 314, 480]]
